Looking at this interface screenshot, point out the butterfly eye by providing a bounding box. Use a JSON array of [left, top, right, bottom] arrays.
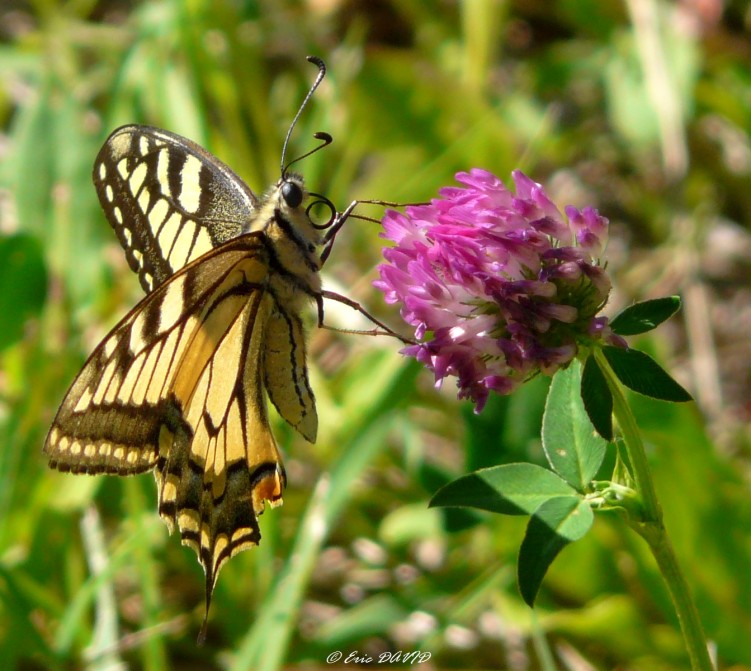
[[281, 181, 303, 208]]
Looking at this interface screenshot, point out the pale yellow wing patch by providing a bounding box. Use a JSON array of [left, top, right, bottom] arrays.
[[94, 125, 259, 292]]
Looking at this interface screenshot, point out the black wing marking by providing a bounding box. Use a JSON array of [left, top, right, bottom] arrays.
[[93, 125, 259, 292]]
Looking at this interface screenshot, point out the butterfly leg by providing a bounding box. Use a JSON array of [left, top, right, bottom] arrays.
[[318, 198, 427, 342], [320, 200, 359, 265], [317, 290, 416, 345]]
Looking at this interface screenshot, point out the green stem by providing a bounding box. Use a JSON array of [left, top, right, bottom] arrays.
[[593, 349, 713, 671]]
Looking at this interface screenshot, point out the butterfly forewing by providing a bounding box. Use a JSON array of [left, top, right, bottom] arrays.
[[94, 125, 259, 292]]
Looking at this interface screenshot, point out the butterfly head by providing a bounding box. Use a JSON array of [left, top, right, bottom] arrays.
[[281, 175, 304, 208], [261, 170, 337, 258], [275, 130, 339, 251]]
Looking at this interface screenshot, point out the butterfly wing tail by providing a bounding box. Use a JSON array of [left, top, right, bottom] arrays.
[[156, 413, 285, 641], [153, 263, 288, 636]]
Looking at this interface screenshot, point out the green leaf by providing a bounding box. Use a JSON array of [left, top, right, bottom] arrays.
[[418, 462, 483, 532], [610, 296, 681, 335], [0, 233, 48, 350], [429, 463, 577, 515], [581, 354, 614, 441], [518, 496, 594, 607], [543, 361, 608, 491], [603, 346, 693, 403]]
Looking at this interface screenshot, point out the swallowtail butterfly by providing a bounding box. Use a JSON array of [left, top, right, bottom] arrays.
[[44, 57, 396, 640]]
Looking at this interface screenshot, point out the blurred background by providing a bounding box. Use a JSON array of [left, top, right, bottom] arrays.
[[1, 0, 751, 669]]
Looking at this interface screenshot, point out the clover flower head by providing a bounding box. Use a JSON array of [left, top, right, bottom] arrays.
[[374, 169, 616, 411]]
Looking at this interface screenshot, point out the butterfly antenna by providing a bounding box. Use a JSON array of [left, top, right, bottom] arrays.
[[281, 56, 328, 177]]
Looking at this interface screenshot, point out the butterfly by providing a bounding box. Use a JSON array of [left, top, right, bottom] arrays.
[[43, 57, 401, 640]]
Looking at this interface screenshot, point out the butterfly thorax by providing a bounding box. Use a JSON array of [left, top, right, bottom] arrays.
[[253, 173, 323, 308]]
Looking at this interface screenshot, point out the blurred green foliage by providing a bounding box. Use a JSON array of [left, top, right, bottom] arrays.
[[1, 0, 750, 669]]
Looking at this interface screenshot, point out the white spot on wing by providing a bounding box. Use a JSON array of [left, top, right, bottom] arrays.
[[186, 369, 210, 428], [131, 341, 163, 405], [129, 161, 148, 194], [150, 199, 169, 235], [145, 337, 173, 403], [158, 274, 187, 333], [103, 334, 118, 358], [109, 132, 132, 158], [92, 357, 121, 405], [162, 318, 195, 384], [168, 220, 195, 269], [157, 148, 172, 199], [117, 351, 146, 403], [195, 228, 212, 257], [205, 304, 245, 420], [137, 189, 151, 214], [158, 213, 182, 259], [73, 387, 94, 412], [129, 311, 148, 354], [178, 154, 202, 213]]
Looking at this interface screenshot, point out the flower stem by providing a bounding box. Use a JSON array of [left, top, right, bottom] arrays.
[[593, 348, 713, 671]]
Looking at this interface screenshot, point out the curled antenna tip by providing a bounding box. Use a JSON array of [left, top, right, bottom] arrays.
[[280, 56, 329, 176], [306, 55, 326, 71], [282, 131, 333, 176]]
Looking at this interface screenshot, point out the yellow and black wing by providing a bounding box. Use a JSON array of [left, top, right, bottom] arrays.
[[94, 125, 259, 292], [43, 234, 315, 626], [47, 122, 324, 638]]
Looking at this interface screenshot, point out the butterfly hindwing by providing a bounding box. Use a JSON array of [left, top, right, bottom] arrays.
[[94, 125, 259, 292], [45, 234, 289, 614]]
